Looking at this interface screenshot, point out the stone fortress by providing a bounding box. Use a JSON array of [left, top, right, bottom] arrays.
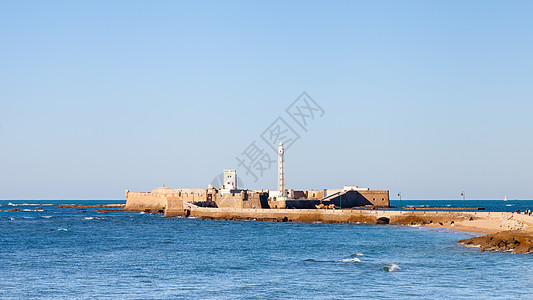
[[125, 142, 390, 216]]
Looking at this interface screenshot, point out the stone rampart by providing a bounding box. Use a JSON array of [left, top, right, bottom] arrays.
[[125, 192, 167, 213]]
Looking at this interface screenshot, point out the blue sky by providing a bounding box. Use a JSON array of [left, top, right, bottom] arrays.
[[1, 1, 532, 200]]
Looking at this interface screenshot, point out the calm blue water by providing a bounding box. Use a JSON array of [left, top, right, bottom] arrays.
[[1, 200, 533, 299], [391, 199, 533, 212]]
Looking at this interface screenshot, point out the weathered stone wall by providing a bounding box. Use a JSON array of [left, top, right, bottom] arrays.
[[214, 191, 269, 209], [164, 199, 186, 217], [305, 190, 324, 200], [215, 192, 246, 209], [125, 192, 167, 213], [267, 190, 389, 209], [126, 188, 210, 213], [358, 190, 389, 207], [243, 192, 269, 209], [320, 190, 389, 208]]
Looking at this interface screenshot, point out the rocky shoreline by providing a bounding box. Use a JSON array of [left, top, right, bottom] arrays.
[[459, 231, 533, 254]]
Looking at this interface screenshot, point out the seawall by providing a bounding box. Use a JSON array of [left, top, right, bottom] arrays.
[[165, 204, 533, 231]]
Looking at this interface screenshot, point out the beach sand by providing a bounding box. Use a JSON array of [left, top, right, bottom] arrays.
[[422, 214, 533, 253]]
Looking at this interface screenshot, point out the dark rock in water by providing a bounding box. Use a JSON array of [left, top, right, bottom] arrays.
[[35, 207, 42, 210], [376, 217, 390, 224], [7, 208, 20, 212], [459, 231, 533, 254]]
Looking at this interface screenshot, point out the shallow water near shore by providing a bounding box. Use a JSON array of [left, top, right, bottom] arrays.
[[1, 200, 533, 299]]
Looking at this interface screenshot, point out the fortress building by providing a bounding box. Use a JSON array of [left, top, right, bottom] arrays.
[[125, 144, 389, 214]]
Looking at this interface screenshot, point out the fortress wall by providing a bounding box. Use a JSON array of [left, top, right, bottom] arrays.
[[213, 191, 269, 209], [164, 199, 186, 217], [305, 190, 324, 200], [155, 188, 208, 202], [125, 192, 167, 213], [215, 193, 244, 209], [269, 190, 390, 209], [242, 192, 269, 209], [357, 190, 389, 207], [127, 188, 210, 213]]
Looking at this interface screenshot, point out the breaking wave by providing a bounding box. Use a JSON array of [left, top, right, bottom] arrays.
[[8, 203, 51, 206], [336, 257, 361, 263], [383, 264, 401, 272], [57, 228, 68, 231]]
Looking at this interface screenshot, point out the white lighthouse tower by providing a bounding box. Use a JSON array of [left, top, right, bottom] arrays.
[[277, 142, 286, 200]]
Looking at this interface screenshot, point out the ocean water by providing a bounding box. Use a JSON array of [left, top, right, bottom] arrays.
[[391, 199, 533, 212], [1, 200, 533, 299]]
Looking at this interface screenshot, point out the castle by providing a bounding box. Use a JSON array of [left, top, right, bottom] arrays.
[[125, 142, 389, 215]]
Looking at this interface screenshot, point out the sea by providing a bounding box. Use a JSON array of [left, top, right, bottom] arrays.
[[1, 200, 533, 299]]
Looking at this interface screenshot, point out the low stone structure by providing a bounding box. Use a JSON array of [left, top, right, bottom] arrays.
[[125, 170, 389, 213], [125, 185, 270, 213], [125, 186, 389, 213]]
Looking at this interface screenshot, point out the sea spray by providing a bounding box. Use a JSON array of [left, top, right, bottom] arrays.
[[336, 257, 362, 263], [383, 264, 401, 272]]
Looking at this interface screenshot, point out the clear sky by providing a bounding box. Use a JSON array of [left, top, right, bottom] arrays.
[[1, 1, 532, 200]]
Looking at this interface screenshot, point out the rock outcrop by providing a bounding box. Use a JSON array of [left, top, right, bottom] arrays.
[[459, 230, 533, 254]]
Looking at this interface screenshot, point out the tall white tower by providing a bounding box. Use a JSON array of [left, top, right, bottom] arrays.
[[223, 169, 237, 189], [278, 142, 286, 200]]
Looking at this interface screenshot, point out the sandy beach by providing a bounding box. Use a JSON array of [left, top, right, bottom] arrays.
[[421, 212, 533, 253]]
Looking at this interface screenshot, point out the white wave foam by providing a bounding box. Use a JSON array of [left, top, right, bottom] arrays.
[[354, 253, 364, 256], [7, 203, 51, 207], [8, 217, 15, 221], [384, 264, 401, 272], [57, 228, 68, 231], [336, 257, 361, 263], [42, 216, 52, 219], [506, 204, 514, 207], [84, 217, 94, 220]]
